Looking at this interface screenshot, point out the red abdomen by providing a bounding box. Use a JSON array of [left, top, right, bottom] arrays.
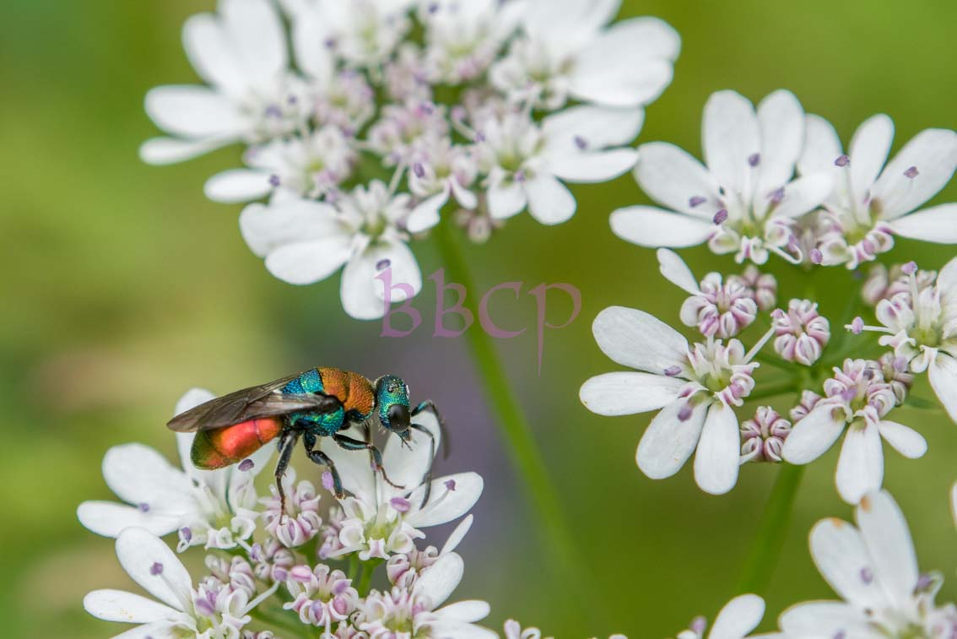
[[191, 417, 282, 470]]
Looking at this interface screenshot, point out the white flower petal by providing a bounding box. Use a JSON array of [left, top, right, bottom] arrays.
[[877, 420, 927, 459], [77, 502, 183, 538], [102, 444, 193, 509], [525, 174, 576, 224], [83, 589, 178, 624], [291, 8, 335, 82], [693, 403, 740, 495], [428, 623, 498, 639], [521, 0, 618, 50], [542, 105, 644, 151], [591, 306, 688, 373], [756, 90, 805, 198], [872, 128, 957, 218], [264, 238, 353, 285], [139, 136, 232, 165], [381, 407, 442, 491], [487, 180, 527, 219], [352, 240, 423, 312], [549, 149, 638, 184], [888, 203, 957, 244], [634, 142, 721, 217], [848, 114, 894, 205], [769, 172, 834, 219], [115, 528, 192, 611], [798, 114, 844, 176], [407, 472, 483, 528], [436, 600, 490, 623], [835, 422, 883, 504], [855, 490, 919, 604], [782, 404, 845, 464], [413, 552, 463, 608], [111, 621, 180, 639], [779, 601, 869, 636], [585, 16, 680, 62], [579, 371, 685, 416], [636, 399, 707, 479], [928, 354, 957, 423], [239, 199, 344, 257], [144, 85, 242, 138], [407, 191, 449, 233], [610, 206, 715, 248], [204, 169, 272, 203], [703, 90, 760, 195], [441, 515, 473, 555], [809, 518, 887, 609], [220, 0, 288, 89], [709, 594, 765, 639], [570, 56, 673, 108], [182, 13, 246, 93], [657, 248, 700, 294]]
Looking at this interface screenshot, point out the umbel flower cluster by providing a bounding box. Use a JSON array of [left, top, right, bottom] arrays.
[[582, 89, 957, 505], [79, 389, 572, 639], [142, 0, 679, 319], [669, 488, 957, 639]]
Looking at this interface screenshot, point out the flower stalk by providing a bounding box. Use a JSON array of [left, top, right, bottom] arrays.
[[431, 220, 596, 616]]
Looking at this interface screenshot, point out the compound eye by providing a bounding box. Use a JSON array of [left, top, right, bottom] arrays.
[[386, 403, 410, 432]]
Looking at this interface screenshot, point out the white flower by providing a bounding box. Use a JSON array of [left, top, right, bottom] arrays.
[[871, 257, 957, 422], [477, 106, 642, 225], [420, 0, 524, 85], [357, 553, 496, 639], [798, 114, 957, 268], [77, 389, 271, 551], [204, 127, 357, 203], [675, 594, 768, 639], [770, 299, 830, 366], [490, 0, 679, 110], [141, 0, 307, 165], [319, 408, 483, 560], [612, 90, 833, 264], [657, 249, 759, 339], [777, 490, 957, 638], [239, 180, 421, 320], [83, 527, 270, 639], [782, 359, 926, 504], [579, 306, 766, 494], [291, 0, 412, 69], [406, 136, 479, 234]]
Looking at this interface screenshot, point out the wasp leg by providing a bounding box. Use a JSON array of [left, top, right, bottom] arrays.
[[407, 422, 437, 508], [302, 433, 344, 499], [333, 433, 404, 490], [274, 431, 300, 520], [412, 400, 450, 459]]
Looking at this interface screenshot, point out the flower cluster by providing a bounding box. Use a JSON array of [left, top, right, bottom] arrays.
[[581, 248, 950, 502], [611, 89, 956, 269], [142, 0, 680, 318], [671, 488, 957, 639], [79, 388, 499, 638]]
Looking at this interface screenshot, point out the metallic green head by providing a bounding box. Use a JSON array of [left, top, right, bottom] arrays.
[[374, 375, 411, 439]]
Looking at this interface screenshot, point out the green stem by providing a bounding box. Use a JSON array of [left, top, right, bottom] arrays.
[[430, 222, 597, 616], [356, 559, 380, 596], [737, 464, 805, 594], [745, 380, 797, 401], [249, 606, 309, 637]]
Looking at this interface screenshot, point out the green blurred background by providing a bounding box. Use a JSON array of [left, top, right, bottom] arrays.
[[1, 0, 955, 637]]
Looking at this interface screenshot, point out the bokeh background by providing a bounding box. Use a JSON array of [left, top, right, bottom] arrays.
[[1, 0, 956, 637]]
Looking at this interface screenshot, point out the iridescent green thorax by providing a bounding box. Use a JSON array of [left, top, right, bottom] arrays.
[[283, 368, 346, 436]]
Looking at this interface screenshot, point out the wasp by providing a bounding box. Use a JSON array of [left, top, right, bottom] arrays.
[[167, 368, 444, 509]]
